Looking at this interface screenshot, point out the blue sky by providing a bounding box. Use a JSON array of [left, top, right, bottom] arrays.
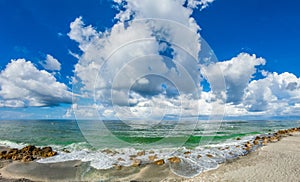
[[0, 0, 300, 119]]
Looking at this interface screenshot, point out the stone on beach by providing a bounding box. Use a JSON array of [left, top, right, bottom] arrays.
[[137, 151, 145, 156], [269, 136, 279, 142], [206, 154, 214, 158], [168, 156, 181, 163], [132, 159, 141, 167], [117, 157, 125, 162], [253, 140, 259, 145], [245, 143, 252, 148], [113, 164, 122, 170], [154, 159, 165, 165], [184, 151, 191, 155], [148, 155, 157, 161]]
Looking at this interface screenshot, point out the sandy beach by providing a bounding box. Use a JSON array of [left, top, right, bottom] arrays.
[[0, 132, 299, 181], [191, 132, 300, 182]]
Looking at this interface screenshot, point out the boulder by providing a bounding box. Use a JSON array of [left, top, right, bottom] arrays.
[[117, 157, 125, 162], [154, 159, 165, 165], [206, 154, 213, 158], [184, 151, 191, 155], [245, 143, 252, 148], [137, 151, 145, 156], [46, 151, 57, 157], [21, 155, 33, 162], [132, 159, 141, 167], [148, 155, 157, 161], [113, 164, 122, 170], [21, 145, 36, 154], [255, 136, 261, 140], [8, 148, 19, 155], [62, 148, 71, 153], [168, 156, 181, 163]]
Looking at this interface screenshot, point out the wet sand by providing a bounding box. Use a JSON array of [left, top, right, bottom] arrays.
[[0, 133, 299, 181]]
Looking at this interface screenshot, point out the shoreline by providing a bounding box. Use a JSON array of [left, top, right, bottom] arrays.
[[0, 127, 299, 181], [190, 132, 300, 181]]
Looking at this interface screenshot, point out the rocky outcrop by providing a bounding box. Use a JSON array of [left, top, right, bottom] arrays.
[[0, 145, 57, 162]]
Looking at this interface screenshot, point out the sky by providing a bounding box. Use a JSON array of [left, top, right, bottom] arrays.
[[0, 0, 300, 120]]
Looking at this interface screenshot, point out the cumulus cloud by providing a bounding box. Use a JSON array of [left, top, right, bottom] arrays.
[[66, 0, 224, 119], [66, 0, 300, 119], [243, 72, 300, 114], [0, 59, 72, 107], [202, 53, 266, 104], [40, 54, 61, 71]]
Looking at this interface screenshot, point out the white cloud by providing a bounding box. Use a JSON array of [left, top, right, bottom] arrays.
[[40, 54, 61, 71], [68, 0, 221, 119], [65, 0, 300, 119], [243, 72, 300, 114], [0, 59, 72, 107], [187, 0, 214, 9], [202, 53, 266, 104]]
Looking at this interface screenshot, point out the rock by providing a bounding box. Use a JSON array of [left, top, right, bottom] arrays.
[[148, 155, 157, 161], [113, 164, 122, 170], [184, 151, 191, 155], [168, 156, 181, 163], [137, 151, 145, 156], [0, 145, 57, 162], [236, 137, 241, 140], [5, 154, 12, 160], [8, 148, 19, 155], [154, 159, 165, 165], [46, 151, 57, 157], [262, 139, 268, 146], [32, 148, 42, 156], [206, 154, 213, 158], [129, 155, 137, 158], [11, 154, 23, 161], [42, 147, 53, 153], [0, 151, 7, 159], [21, 155, 33, 162], [117, 157, 125, 162], [132, 159, 141, 167], [269, 136, 279, 142], [197, 154, 202, 158], [62, 148, 71, 153], [101, 149, 113, 154], [149, 150, 155, 154], [245, 147, 251, 151], [245, 143, 252, 148], [21, 146, 36, 154], [253, 140, 259, 145], [255, 136, 261, 140]]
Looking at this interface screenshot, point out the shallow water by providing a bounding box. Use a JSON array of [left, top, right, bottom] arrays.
[[0, 119, 299, 177]]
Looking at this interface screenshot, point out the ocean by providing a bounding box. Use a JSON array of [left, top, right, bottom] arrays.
[[0, 119, 299, 177]]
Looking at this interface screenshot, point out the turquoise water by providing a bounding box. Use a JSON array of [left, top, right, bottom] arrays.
[[0, 120, 299, 149], [1, 119, 299, 177]]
